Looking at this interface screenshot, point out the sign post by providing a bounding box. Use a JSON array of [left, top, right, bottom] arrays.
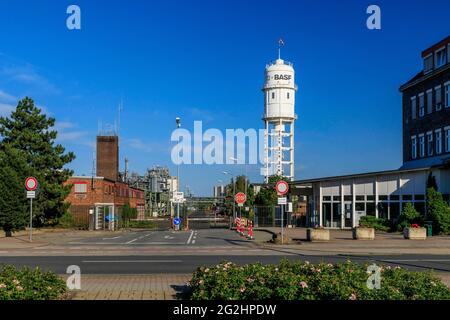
[[25, 177, 38, 242], [275, 180, 289, 245], [234, 193, 246, 236]]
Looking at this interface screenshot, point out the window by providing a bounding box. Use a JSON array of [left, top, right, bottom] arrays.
[[419, 134, 425, 157], [332, 196, 340, 202], [287, 92, 290, 99], [390, 195, 400, 201], [411, 96, 416, 119], [446, 127, 450, 152], [436, 129, 442, 154], [415, 194, 425, 201], [419, 93, 425, 117], [423, 54, 433, 73], [435, 85, 442, 110], [446, 82, 450, 108], [74, 183, 87, 193], [402, 195, 413, 201], [356, 195, 365, 201], [355, 203, 365, 211], [435, 47, 447, 68], [271, 92, 275, 99], [426, 89, 433, 114], [411, 136, 417, 159], [427, 131, 433, 156], [323, 196, 331, 201], [378, 195, 388, 201]]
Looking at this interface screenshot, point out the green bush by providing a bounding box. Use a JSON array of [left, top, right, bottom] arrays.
[[57, 212, 75, 228], [0, 265, 67, 300], [189, 260, 450, 300], [427, 188, 450, 235], [397, 203, 422, 231], [359, 216, 391, 232]]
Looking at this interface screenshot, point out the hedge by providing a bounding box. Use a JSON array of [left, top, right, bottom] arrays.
[[0, 265, 67, 300], [189, 260, 450, 300]]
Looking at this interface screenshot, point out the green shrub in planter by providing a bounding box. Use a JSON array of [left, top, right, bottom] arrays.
[[0, 265, 67, 300], [188, 260, 450, 300], [359, 216, 390, 232]]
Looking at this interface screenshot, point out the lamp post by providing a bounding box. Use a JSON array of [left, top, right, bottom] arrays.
[[222, 171, 235, 221], [175, 117, 181, 231]]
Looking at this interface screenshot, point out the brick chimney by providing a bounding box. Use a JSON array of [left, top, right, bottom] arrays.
[[96, 135, 119, 181]]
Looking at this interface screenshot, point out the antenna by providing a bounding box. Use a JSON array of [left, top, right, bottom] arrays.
[[278, 38, 285, 60]]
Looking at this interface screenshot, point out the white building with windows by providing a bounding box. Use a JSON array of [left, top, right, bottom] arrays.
[[292, 36, 450, 229]]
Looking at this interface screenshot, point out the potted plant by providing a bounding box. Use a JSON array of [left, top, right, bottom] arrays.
[[307, 227, 330, 241], [403, 223, 427, 239]]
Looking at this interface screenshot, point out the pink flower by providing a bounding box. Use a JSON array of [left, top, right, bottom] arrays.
[[299, 281, 308, 289], [349, 293, 357, 300]]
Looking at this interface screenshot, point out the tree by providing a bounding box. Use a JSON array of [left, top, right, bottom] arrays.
[[0, 97, 75, 225], [396, 202, 421, 231], [426, 187, 450, 235], [426, 172, 438, 191], [0, 146, 29, 236], [254, 175, 285, 206]]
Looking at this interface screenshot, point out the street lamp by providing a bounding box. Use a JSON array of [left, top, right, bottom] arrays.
[[222, 171, 236, 220], [175, 117, 181, 230]]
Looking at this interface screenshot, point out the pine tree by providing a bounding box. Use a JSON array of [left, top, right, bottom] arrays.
[[0, 97, 75, 225], [427, 187, 450, 235], [0, 146, 29, 236]]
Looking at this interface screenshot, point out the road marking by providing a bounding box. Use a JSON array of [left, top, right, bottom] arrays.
[[126, 232, 152, 244], [102, 236, 122, 240], [186, 230, 194, 245], [382, 259, 450, 262], [82, 260, 182, 263]]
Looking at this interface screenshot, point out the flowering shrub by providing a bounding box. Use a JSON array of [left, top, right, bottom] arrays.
[[0, 265, 67, 300], [410, 224, 421, 228], [189, 260, 450, 300]]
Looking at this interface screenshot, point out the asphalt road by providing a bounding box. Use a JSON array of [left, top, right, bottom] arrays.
[[1, 229, 449, 274], [1, 254, 450, 274], [65, 229, 251, 247]]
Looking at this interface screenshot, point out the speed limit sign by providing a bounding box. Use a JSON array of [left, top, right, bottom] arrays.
[[275, 180, 289, 195], [25, 177, 38, 191]]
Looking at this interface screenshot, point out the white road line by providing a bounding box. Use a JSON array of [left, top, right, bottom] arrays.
[[82, 260, 182, 263], [125, 238, 139, 244], [383, 259, 450, 262], [102, 236, 122, 240], [186, 230, 194, 245]]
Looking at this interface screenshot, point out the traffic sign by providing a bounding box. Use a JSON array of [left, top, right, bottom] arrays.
[[26, 191, 35, 199], [173, 217, 181, 226], [275, 180, 289, 195], [278, 197, 287, 205], [234, 192, 247, 204], [25, 177, 38, 191]]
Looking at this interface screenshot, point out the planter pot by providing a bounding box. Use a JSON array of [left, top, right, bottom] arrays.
[[403, 227, 426, 240], [352, 227, 375, 240], [307, 228, 330, 241]]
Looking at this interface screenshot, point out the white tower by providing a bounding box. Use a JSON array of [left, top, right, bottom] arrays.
[[262, 47, 297, 182]]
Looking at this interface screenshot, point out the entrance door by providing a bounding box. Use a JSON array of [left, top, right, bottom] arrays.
[[344, 203, 352, 228]]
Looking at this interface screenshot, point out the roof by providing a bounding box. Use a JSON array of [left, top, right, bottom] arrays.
[[421, 35, 450, 57], [292, 166, 433, 185], [400, 154, 450, 170]]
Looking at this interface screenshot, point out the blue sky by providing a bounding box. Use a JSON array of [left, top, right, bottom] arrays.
[[0, 0, 449, 196]]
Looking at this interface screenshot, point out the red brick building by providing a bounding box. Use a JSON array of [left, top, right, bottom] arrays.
[[65, 176, 145, 230]]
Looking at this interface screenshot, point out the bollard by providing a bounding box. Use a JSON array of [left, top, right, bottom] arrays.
[[247, 221, 254, 240]]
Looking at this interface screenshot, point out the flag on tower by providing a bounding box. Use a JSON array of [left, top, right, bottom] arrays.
[[278, 38, 285, 48]]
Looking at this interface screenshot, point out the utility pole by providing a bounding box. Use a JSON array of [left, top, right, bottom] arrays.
[[175, 117, 181, 231]]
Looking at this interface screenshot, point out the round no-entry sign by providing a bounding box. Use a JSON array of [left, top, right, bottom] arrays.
[[25, 177, 38, 191], [275, 180, 289, 195], [234, 192, 247, 204]]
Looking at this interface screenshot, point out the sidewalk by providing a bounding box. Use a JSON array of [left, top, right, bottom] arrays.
[[254, 227, 450, 255], [65, 274, 191, 300]]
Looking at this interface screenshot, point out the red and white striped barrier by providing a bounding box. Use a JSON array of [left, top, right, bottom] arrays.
[[247, 221, 253, 240]]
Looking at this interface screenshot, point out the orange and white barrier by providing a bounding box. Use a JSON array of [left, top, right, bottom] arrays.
[[246, 221, 253, 239]]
